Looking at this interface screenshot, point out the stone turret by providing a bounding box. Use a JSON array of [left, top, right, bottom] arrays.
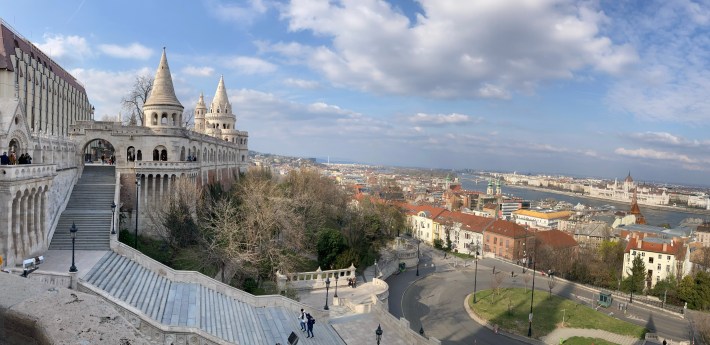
[[194, 92, 207, 133], [143, 48, 184, 128], [204, 76, 238, 142]]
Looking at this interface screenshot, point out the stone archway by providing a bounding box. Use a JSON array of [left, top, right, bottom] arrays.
[[81, 138, 116, 165]]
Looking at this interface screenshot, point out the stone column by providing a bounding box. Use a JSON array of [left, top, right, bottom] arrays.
[[27, 189, 35, 251], [20, 192, 30, 260], [12, 194, 20, 264], [0, 197, 13, 267], [40, 188, 47, 249]]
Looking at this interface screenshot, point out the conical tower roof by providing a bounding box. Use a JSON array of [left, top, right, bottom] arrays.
[[144, 48, 183, 108], [211, 75, 231, 113], [196, 92, 206, 110], [629, 188, 646, 225]]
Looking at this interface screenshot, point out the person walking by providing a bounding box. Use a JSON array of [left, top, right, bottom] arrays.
[[298, 309, 306, 332], [306, 313, 315, 338]]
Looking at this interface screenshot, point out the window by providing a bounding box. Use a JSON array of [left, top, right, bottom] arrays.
[[649, 257, 654, 264], [494, 238, 498, 245], [666, 265, 670, 272], [505, 240, 509, 248], [658, 254, 662, 259], [667, 255, 671, 260], [657, 264, 661, 270], [632, 251, 636, 256], [641, 252, 645, 257]]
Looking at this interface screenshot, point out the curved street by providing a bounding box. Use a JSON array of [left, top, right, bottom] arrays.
[[386, 245, 694, 345]]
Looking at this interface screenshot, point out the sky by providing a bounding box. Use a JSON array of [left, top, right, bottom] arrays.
[[3, 0, 710, 186]]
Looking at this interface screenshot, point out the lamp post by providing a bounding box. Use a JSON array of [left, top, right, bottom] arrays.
[[416, 238, 421, 276], [324, 277, 331, 310], [134, 173, 140, 249], [527, 237, 536, 338], [334, 275, 339, 298], [419, 326, 424, 337], [473, 255, 479, 303], [69, 222, 78, 272], [375, 324, 383, 345], [111, 201, 116, 235]]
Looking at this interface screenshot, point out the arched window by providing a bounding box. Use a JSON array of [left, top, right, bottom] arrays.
[[127, 146, 135, 162], [161, 113, 168, 125], [172, 113, 177, 126], [152, 113, 158, 125], [241, 155, 245, 162], [137, 150, 142, 161], [153, 149, 159, 161], [180, 147, 185, 161], [161, 149, 167, 161]]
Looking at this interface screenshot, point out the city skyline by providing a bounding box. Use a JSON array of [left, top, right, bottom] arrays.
[[4, 0, 710, 185]]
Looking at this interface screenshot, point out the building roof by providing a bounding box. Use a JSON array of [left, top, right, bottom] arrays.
[[144, 48, 184, 109], [211, 75, 231, 113], [624, 237, 684, 257], [625, 172, 634, 183], [0, 22, 85, 93], [485, 220, 530, 239], [403, 204, 447, 219], [513, 209, 572, 220], [535, 230, 578, 249], [435, 210, 494, 233]]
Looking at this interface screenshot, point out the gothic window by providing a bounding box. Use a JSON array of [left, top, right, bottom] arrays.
[[137, 150, 142, 161], [152, 113, 158, 125], [153, 149, 159, 161], [161, 113, 168, 125], [127, 146, 135, 162]]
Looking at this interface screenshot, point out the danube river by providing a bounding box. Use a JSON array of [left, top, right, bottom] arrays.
[[460, 178, 708, 227]]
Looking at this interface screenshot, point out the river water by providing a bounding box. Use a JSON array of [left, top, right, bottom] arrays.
[[460, 178, 708, 227]]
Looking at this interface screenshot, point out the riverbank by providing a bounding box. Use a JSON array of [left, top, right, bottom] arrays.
[[505, 184, 710, 216]]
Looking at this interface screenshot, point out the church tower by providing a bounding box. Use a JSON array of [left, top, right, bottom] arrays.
[[194, 92, 207, 133], [629, 188, 646, 225], [204, 76, 239, 143], [143, 48, 184, 128]]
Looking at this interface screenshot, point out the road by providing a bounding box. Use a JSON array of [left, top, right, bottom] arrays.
[[387, 246, 694, 344]]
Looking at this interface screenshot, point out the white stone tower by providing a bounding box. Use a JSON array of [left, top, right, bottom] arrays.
[[143, 48, 184, 128], [204, 76, 239, 142], [194, 92, 207, 133]]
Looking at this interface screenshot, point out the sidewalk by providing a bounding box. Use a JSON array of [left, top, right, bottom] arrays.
[[541, 328, 643, 345], [28, 249, 108, 279]]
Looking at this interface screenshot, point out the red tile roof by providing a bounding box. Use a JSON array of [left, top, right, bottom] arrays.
[[435, 210, 494, 233], [534, 230, 578, 249], [484, 220, 529, 239], [402, 204, 448, 218], [624, 237, 684, 258]]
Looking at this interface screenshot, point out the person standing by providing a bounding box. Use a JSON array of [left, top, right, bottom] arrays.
[[306, 313, 315, 338], [298, 309, 306, 332], [9, 152, 16, 165], [0, 152, 9, 165]]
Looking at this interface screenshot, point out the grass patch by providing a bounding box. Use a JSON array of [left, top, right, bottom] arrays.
[[451, 251, 476, 259], [563, 337, 619, 345], [470, 288, 645, 339]]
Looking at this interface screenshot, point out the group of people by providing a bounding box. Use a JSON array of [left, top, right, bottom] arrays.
[[0, 151, 31, 165], [298, 309, 316, 338]]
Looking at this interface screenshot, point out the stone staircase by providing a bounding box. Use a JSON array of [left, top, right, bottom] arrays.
[[49, 165, 115, 250], [84, 252, 346, 345]]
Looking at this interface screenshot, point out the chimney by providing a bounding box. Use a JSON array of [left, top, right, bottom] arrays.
[[637, 239, 642, 249], [662, 243, 667, 252]]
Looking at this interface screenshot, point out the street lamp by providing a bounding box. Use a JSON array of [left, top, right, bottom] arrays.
[[473, 255, 479, 303], [528, 238, 536, 338], [416, 238, 421, 276], [419, 326, 424, 337], [334, 274, 339, 298], [110, 201, 116, 235], [69, 222, 78, 272], [134, 173, 141, 249], [324, 277, 331, 310], [375, 324, 383, 345]]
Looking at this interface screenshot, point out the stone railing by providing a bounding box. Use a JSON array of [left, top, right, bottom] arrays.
[[134, 161, 201, 170], [78, 281, 231, 345], [277, 265, 357, 291], [6, 268, 75, 289], [0, 164, 56, 181], [109, 239, 327, 319]]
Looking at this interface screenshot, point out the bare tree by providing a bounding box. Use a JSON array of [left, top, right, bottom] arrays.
[[523, 273, 531, 292], [99, 114, 119, 122], [183, 107, 195, 129], [491, 271, 505, 295], [121, 75, 153, 126]]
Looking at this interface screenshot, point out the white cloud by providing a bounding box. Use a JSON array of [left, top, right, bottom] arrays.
[[614, 147, 697, 164], [98, 43, 153, 60], [35, 34, 91, 64], [204, 0, 268, 24], [408, 113, 475, 125], [283, 78, 320, 89], [225, 56, 277, 74], [71, 67, 151, 119], [278, 0, 635, 99], [182, 66, 215, 77]]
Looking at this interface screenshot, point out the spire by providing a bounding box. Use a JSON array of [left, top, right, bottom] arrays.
[[629, 188, 646, 225], [211, 75, 231, 114], [144, 47, 183, 108], [196, 92, 206, 109]]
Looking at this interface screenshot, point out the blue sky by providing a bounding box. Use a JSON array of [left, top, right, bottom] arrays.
[[3, 0, 710, 185]]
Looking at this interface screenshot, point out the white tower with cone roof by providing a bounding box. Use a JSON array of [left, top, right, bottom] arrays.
[[194, 92, 207, 133], [203, 76, 239, 142], [143, 48, 184, 128]]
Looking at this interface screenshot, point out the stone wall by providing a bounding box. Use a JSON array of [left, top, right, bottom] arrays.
[[45, 167, 78, 241]]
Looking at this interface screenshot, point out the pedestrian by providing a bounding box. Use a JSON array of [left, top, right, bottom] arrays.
[[511, 271, 514, 278], [662, 340, 667, 345], [9, 152, 16, 165], [306, 313, 315, 338], [25, 153, 31, 164], [298, 309, 306, 332], [18, 153, 26, 164], [0, 152, 9, 165]]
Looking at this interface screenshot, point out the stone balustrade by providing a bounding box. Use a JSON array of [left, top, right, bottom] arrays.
[[134, 160, 201, 170], [0, 164, 56, 181], [277, 265, 357, 291], [110, 239, 327, 319]]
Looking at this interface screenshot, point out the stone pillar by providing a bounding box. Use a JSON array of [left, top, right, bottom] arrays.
[[12, 194, 20, 264], [20, 192, 29, 260], [40, 188, 47, 248], [27, 189, 35, 251], [69, 271, 78, 290], [0, 197, 13, 267]]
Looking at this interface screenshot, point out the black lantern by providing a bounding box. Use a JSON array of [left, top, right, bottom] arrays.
[[375, 324, 383, 345], [111, 201, 116, 235], [324, 277, 331, 310], [69, 222, 78, 272], [334, 274, 339, 298], [419, 326, 424, 336]]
